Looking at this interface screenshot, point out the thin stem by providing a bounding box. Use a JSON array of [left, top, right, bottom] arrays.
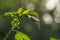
[[3, 26, 18, 40], [3, 27, 12, 40], [3, 23, 20, 40]]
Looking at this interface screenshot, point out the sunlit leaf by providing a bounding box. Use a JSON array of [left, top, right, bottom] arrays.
[[19, 14, 22, 17], [11, 18, 20, 30], [15, 31, 31, 40], [17, 7, 23, 14], [29, 11, 39, 18], [50, 37, 56, 40], [23, 9, 30, 15], [4, 12, 17, 17], [4, 12, 12, 16], [28, 15, 40, 22], [28, 15, 40, 29]]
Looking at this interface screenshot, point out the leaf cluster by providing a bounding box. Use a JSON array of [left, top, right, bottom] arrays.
[[4, 7, 40, 40]]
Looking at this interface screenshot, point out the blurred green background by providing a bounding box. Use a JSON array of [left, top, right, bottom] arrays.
[[0, 0, 60, 40]]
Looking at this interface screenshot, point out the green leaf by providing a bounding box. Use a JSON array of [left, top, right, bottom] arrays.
[[4, 12, 12, 16], [15, 31, 31, 40], [17, 7, 23, 14], [28, 15, 40, 29], [28, 15, 40, 22], [4, 12, 17, 17], [19, 14, 22, 17], [50, 37, 56, 40], [23, 9, 30, 15], [11, 18, 20, 30], [29, 11, 39, 18]]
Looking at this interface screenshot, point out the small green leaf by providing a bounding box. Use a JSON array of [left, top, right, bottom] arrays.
[[29, 11, 39, 18], [4, 12, 12, 16], [28, 15, 40, 22], [17, 7, 23, 14], [15, 31, 31, 40], [4, 12, 17, 17], [11, 18, 20, 30], [19, 14, 22, 17], [23, 9, 30, 15]]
